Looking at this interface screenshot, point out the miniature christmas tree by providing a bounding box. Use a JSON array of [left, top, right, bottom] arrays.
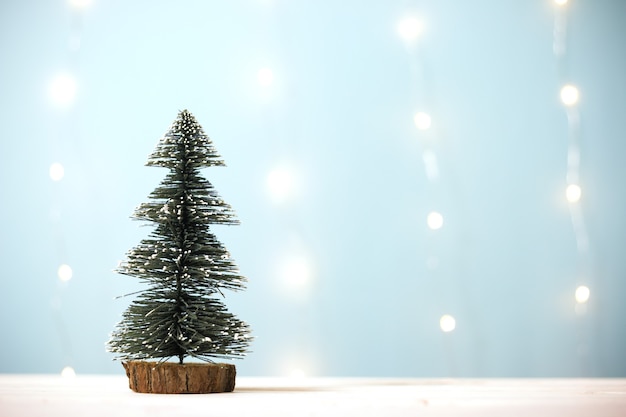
[[108, 110, 251, 393]]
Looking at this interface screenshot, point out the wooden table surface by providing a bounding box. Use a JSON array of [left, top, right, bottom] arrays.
[[1, 375, 625, 417]]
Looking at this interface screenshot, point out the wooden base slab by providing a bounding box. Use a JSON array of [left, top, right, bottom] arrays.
[[122, 361, 236, 394]]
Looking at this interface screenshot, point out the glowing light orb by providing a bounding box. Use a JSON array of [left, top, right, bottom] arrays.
[[397, 17, 423, 42], [566, 184, 582, 203], [49, 73, 77, 107], [427, 211, 443, 230], [554, 0, 568, 5], [290, 368, 306, 379], [575, 285, 590, 304], [560, 84, 579, 106], [266, 166, 296, 204], [58, 264, 73, 282], [68, 0, 92, 8], [257, 67, 274, 86], [440, 315, 456, 332], [281, 256, 312, 288], [49, 162, 65, 181], [414, 112, 432, 130], [61, 366, 76, 378]]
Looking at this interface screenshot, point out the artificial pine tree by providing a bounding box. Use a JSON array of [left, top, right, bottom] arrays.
[[108, 110, 251, 393]]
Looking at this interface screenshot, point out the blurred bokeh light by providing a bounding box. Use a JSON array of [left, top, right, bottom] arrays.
[[0, 0, 625, 378]]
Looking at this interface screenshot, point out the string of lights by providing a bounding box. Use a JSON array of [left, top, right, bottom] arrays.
[[47, 0, 92, 378], [553, 0, 592, 374], [396, 13, 459, 375], [394, 0, 596, 376]]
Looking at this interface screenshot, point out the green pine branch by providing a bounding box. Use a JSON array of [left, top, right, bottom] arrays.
[[108, 110, 251, 364]]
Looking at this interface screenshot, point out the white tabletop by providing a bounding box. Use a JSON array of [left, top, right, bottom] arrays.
[[1, 375, 625, 417]]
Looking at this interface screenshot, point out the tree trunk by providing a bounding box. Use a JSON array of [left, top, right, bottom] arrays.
[[122, 361, 236, 394]]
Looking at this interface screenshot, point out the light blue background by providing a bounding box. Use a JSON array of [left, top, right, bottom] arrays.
[[1, 0, 625, 377]]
